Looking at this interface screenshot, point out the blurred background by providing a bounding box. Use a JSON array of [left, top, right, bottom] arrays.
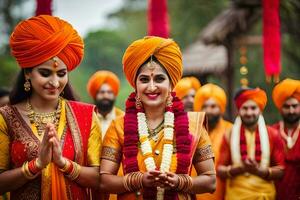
[[0, 0, 299, 123]]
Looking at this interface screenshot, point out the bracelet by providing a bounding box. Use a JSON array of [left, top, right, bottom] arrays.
[[28, 158, 43, 175], [123, 172, 143, 192], [58, 159, 81, 181], [226, 165, 232, 178], [176, 174, 193, 193], [22, 161, 37, 180], [65, 162, 81, 181]]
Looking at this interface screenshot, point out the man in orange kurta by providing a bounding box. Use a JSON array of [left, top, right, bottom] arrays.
[[174, 76, 201, 111], [87, 70, 124, 200], [271, 78, 300, 200], [87, 70, 124, 138], [217, 87, 285, 200], [193, 83, 232, 200]]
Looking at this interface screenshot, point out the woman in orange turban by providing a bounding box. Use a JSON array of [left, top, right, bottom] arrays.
[[0, 15, 101, 199], [100, 36, 216, 200]]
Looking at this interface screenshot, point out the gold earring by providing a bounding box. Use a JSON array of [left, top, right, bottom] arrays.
[[135, 95, 142, 109], [166, 93, 173, 107], [24, 79, 31, 92]]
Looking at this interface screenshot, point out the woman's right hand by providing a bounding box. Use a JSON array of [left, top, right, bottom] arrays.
[[37, 124, 54, 168], [142, 170, 164, 188]]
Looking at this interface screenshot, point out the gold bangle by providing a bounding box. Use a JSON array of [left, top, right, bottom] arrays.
[[59, 159, 71, 173], [21, 161, 36, 180], [123, 172, 143, 192], [66, 162, 81, 181]]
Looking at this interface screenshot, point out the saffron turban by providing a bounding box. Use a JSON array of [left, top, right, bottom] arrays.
[[234, 88, 267, 111], [272, 78, 300, 109], [194, 83, 227, 113], [174, 77, 201, 99], [87, 70, 120, 99], [10, 15, 84, 71], [122, 36, 182, 88]]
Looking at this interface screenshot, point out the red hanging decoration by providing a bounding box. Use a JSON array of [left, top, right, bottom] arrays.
[[263, 0, 281, 83], [147, 0, 170, 38], [36, 0, 52, 16]]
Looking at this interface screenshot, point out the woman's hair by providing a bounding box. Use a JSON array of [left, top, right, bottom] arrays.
[[9, 69, 77, 105], [135, 56, 171, 86]]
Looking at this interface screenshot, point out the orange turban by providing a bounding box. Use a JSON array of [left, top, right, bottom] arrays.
[[122, 36, 182, 88], [234, 88, 267, 111], [272, 78, 300, 109], [174, 77, 201, 99], [87, 70, 120, 99], [10, 15, 84, 71], [194, 83, 227, 113]]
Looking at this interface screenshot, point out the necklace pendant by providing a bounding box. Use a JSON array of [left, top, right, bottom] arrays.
[[287, 136, 293, 149]]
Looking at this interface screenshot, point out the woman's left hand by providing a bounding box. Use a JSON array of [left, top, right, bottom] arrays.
[[49, 125, 65, 168], [158, 172, 179, 190]]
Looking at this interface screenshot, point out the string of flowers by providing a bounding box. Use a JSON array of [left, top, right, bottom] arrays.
[[123, 92, 192, 200], [240, 126, 262, 162]]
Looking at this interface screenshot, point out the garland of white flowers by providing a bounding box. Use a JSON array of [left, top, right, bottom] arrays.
[[137, 110, 174, 200]]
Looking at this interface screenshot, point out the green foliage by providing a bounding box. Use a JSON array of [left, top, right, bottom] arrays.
[[0, 55, 19, 89], [82, 30, 128, 77]]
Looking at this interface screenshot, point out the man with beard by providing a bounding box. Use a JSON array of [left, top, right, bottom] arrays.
[[271, 78, 300, 200], [87, 70, 124, 138], [193, 83, 232, 200], [173, 76, 201, 111], [217, 87, 285, 200]]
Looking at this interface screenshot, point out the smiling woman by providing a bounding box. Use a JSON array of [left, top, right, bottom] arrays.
[[0, 15, 102, 200], [100, 36, 216, 200]]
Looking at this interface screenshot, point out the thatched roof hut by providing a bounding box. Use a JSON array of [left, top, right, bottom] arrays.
[[182, 0, 261, 119]]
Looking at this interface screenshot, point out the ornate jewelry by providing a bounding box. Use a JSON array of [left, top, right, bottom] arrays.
[[137, 107, 174, 199], [27, 98, 62, 136], [24, 79, 31, 92]]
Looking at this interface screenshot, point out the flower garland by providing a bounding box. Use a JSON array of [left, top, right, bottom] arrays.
[[231, 115, 270, 168], [240, 126, 262, 162], [123, 92, 192, 200]]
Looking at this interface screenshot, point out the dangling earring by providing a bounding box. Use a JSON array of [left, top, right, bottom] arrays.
[[24, 79, 31, 92], [135, 95, 142, 109], [166, 93, 173, 107]]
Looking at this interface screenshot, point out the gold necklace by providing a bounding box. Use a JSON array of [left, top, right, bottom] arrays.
[[148, 120, 164, 140], [27, 98, 62, 136]]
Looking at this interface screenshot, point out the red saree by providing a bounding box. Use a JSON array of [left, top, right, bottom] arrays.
[[0, 100, 96, 200]]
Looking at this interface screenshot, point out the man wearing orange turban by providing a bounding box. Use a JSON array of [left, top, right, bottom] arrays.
[[217, 87, 285, 200], [173, 76, 201, 111], [87, 70, 124, 137], [271, 78, 300, 200], [193, 83, 232, 200]]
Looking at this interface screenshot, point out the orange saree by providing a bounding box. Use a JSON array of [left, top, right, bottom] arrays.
[[101, 112, 214, 200]]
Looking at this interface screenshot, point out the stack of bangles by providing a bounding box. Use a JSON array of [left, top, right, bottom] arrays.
[[21, 158, 43, 179], [176, 174, 193, 193], [123, 172, 143, 192], [59, 159, 81, 181]]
